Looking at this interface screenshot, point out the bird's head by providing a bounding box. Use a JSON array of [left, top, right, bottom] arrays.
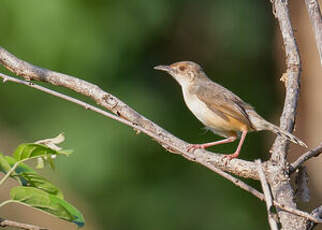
[[154, 61, 203, 87]]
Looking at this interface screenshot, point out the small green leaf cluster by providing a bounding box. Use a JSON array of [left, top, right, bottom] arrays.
[[0, 139, 84, 228]]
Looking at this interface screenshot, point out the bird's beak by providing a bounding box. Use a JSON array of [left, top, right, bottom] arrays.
[[154, 65, 172, 73]]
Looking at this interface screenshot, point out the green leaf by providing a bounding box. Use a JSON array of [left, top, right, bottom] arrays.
[[18, 172, 64, 199], [5, 156, 63, 199], [10, 186, 85, 227], [0, 153, 11, 173], [13, 143, 71, 161], [50, 195, 85, 227]]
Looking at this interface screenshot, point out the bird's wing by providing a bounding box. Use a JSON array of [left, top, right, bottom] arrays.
[[191, 83, 253, 128]]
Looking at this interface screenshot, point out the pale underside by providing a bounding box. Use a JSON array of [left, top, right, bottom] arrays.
[[181, 84, 254, 138]]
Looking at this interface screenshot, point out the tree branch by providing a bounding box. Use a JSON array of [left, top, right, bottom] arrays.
[[290, 142, 322, 173], [304, 0, 322, 65], [256, 160, 279, 230], [0, 217, 47, 230], [270, 0, 302, 165], [268, 0, 306, 229]]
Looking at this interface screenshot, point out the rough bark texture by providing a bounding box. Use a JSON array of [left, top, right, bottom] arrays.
[[269, 0, 306, 229]]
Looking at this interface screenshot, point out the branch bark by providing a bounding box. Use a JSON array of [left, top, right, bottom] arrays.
[[270, 0, 301, 165], [268, 0, 307, 229], [304, 0, 322, 65]]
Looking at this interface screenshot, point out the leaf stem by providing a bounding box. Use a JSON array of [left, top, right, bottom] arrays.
[[0, 161, 21, 186]]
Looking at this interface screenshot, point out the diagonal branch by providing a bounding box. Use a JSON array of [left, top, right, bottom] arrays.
[[304, 0, 322, 65], [0, 72, 257, 186], [0, 46, 259, 180]]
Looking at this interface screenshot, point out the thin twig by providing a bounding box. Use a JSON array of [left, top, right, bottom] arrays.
[[1, 73, 320, 224], [0, 217, 48, 230], [290, 142, 322, 173], [272, 202, 321, 224], [0, 161, 20, 185], [304, 0, 322, 65], [256, 160, 279, 230], [0, 73, 148, 136]]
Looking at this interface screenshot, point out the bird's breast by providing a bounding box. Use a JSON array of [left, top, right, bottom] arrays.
[[182, 89, 247, 133]]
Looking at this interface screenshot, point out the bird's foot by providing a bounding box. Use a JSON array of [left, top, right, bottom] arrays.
[[223, 152, 239, 160], [187, 144, 205, 152]]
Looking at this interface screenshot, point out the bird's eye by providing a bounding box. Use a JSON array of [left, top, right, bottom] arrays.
[[179, 65, 186, 71]]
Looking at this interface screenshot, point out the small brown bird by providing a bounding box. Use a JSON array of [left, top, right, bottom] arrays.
[[154, 61, 307, 159]]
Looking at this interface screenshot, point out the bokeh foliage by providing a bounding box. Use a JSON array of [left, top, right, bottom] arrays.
[[1, 0, 281, 229]]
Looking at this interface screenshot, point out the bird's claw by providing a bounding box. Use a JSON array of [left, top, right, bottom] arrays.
[[223, 152, 239, 160], [187, 144, 205, 152]]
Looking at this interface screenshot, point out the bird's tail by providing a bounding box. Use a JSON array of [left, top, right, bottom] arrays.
[[260, 121, 307, 148]]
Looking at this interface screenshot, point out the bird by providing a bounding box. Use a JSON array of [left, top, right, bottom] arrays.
[[154, 61, 307, 159]]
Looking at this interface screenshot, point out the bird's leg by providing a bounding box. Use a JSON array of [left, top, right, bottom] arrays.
[[187, 136, 237, 152], [224, 130, 247, 160]]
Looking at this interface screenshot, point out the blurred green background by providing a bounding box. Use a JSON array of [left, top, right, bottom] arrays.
[[0, 0, 281, 229]]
